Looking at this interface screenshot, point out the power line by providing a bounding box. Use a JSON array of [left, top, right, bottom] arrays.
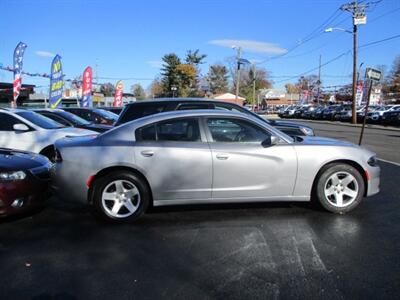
[[273, 33, 400, 85]]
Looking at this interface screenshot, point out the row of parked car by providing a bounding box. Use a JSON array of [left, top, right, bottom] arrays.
[[0, 98, 380, 223], [278, 104, 400, 126]]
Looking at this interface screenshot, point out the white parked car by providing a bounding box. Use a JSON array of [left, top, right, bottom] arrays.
[[367, 105, 400, 122], [0, 108, 97, 160]]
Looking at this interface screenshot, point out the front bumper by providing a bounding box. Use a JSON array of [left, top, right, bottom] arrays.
[[0, 177, 49, 216], [366, 165, 380, 197]]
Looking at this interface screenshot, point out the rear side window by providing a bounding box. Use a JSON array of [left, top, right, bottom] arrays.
[[118, 103, 167, 125], [0, 113, 21, 131], [136, 118, 200, 142]]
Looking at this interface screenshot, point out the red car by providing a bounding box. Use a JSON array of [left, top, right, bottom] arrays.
[[0, 148, 51, 217]]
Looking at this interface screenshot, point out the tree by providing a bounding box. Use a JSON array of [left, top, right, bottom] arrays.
[[285, 83, 300, 94], [100, 82, 115, 97], [130, 84, 146, 100], [160, 53, 182, 97], [176, 64, 197, 97], [297, 75, 319, 91], [185, 49, 207, 66], [386, 56, 400, 100], [233, 66, 272, 103], [207, 64, 229, 94], [148, 77, 163, 98]]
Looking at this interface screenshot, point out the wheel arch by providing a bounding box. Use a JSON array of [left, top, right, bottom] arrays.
[[39, 145, 56, 159], [311, 159, 368, 198], [87, 166, 153, 205]]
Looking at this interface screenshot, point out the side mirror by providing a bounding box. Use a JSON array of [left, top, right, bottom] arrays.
[[13, 123, 30, 132], [261, 135, 279, 147]]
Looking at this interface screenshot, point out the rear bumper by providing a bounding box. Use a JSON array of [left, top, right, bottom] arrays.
[[51, 162, 90, 204]]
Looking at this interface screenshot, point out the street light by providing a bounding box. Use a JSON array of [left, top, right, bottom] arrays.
[[171, 85, 177, 98], [324, 27, 352, 34], [324, 25, 358, 124]]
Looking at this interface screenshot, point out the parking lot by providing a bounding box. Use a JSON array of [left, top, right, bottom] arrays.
[[0, 120, 399, 300]]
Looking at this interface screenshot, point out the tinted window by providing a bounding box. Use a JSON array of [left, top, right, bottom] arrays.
[[41, 113, 71, 126], [207, 118, 270, 143], [136, 118, 200, 142], [57, 111, 91, 125], [137, 125, 156, 141], [15, 111, 64, 129], [177, 103, 211, 110], [94, 109, 118, 121], [0, 113, 21, 131], [118, 103, 168, 125]]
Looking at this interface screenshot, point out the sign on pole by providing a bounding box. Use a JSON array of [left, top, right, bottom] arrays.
[[365, 68, 382, 81]]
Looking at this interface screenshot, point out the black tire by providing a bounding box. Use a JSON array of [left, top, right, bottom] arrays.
[[315, 163, 365, 214], [92, 171, 150, 223], [40, 146, 56, 163]]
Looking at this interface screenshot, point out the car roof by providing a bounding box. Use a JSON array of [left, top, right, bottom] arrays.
[[124, 98, 241, 106], [104, 109, 293, 143], [0, 107, 28, 113]]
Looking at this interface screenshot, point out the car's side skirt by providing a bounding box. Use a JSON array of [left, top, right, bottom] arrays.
[[153, 196, 310, 206]]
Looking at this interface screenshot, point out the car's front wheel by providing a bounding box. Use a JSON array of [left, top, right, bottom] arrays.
[[315, 163, 365, 214], [92, 171, 150, 223]]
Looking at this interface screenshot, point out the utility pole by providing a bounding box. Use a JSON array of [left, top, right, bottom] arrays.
[[317, 54, 322, 105], [234, 47, 242, 103], [252, 63, 256, 111], [340, 0, 370, 124]]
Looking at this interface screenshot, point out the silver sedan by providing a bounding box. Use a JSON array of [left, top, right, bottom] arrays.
[[53, 110, 380, 223]]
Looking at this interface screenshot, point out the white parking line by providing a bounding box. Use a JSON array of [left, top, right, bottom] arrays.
[[378, 158, 400, 167]]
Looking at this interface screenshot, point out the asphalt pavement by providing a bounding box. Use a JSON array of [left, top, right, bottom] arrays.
[[0, 121, 399, 300], [279, 118, 400, 164]]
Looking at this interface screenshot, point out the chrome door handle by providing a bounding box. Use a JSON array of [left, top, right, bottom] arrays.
[[141, 150, 154, 157], [216, 153, 229, 160]]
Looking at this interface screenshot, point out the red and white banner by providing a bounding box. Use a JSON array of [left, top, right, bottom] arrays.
[[356, 80, 364, 106], [81, 66, 93, 107], [113, 80, 124, 107]]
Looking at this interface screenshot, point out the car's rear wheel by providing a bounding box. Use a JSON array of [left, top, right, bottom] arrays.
[[92, 171, 150, 223], [315, 163, 365, 214]]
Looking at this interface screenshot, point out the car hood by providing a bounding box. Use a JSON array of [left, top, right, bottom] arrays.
[[52, 127, 98, 136], [270, 119, 312, 129], [0, 148, 50, 172], [296, 136, 357, 147]]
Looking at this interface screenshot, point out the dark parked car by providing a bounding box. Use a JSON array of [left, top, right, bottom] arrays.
[[63, 107, 118, 125], [382, 106, 400, 126], [0, 148, 51, 217], [101, 107, 124, 115], [115, 98, 315, 137], [34, 109, 112, 133]]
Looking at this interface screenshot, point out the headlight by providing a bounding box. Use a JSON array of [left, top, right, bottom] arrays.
[[0, 171, 26, 181], [300, 127, 315, 136], [367, 156, 378, 167]]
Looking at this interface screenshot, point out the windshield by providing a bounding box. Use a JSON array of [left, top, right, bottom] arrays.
[[16, 111, 65, 129], [94, 109, 118, 121], [58, 111, 91, 125]]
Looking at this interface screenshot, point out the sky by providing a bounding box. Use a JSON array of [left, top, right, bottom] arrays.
[[1, 0, 400, 93]]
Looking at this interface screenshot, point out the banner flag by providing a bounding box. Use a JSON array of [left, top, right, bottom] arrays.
[[80, 66, 93, 107], [12, 42, 28, 107], [113, 80, 124, 107], [356, 80, 364, 106], [49, 55, 64, 109]]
